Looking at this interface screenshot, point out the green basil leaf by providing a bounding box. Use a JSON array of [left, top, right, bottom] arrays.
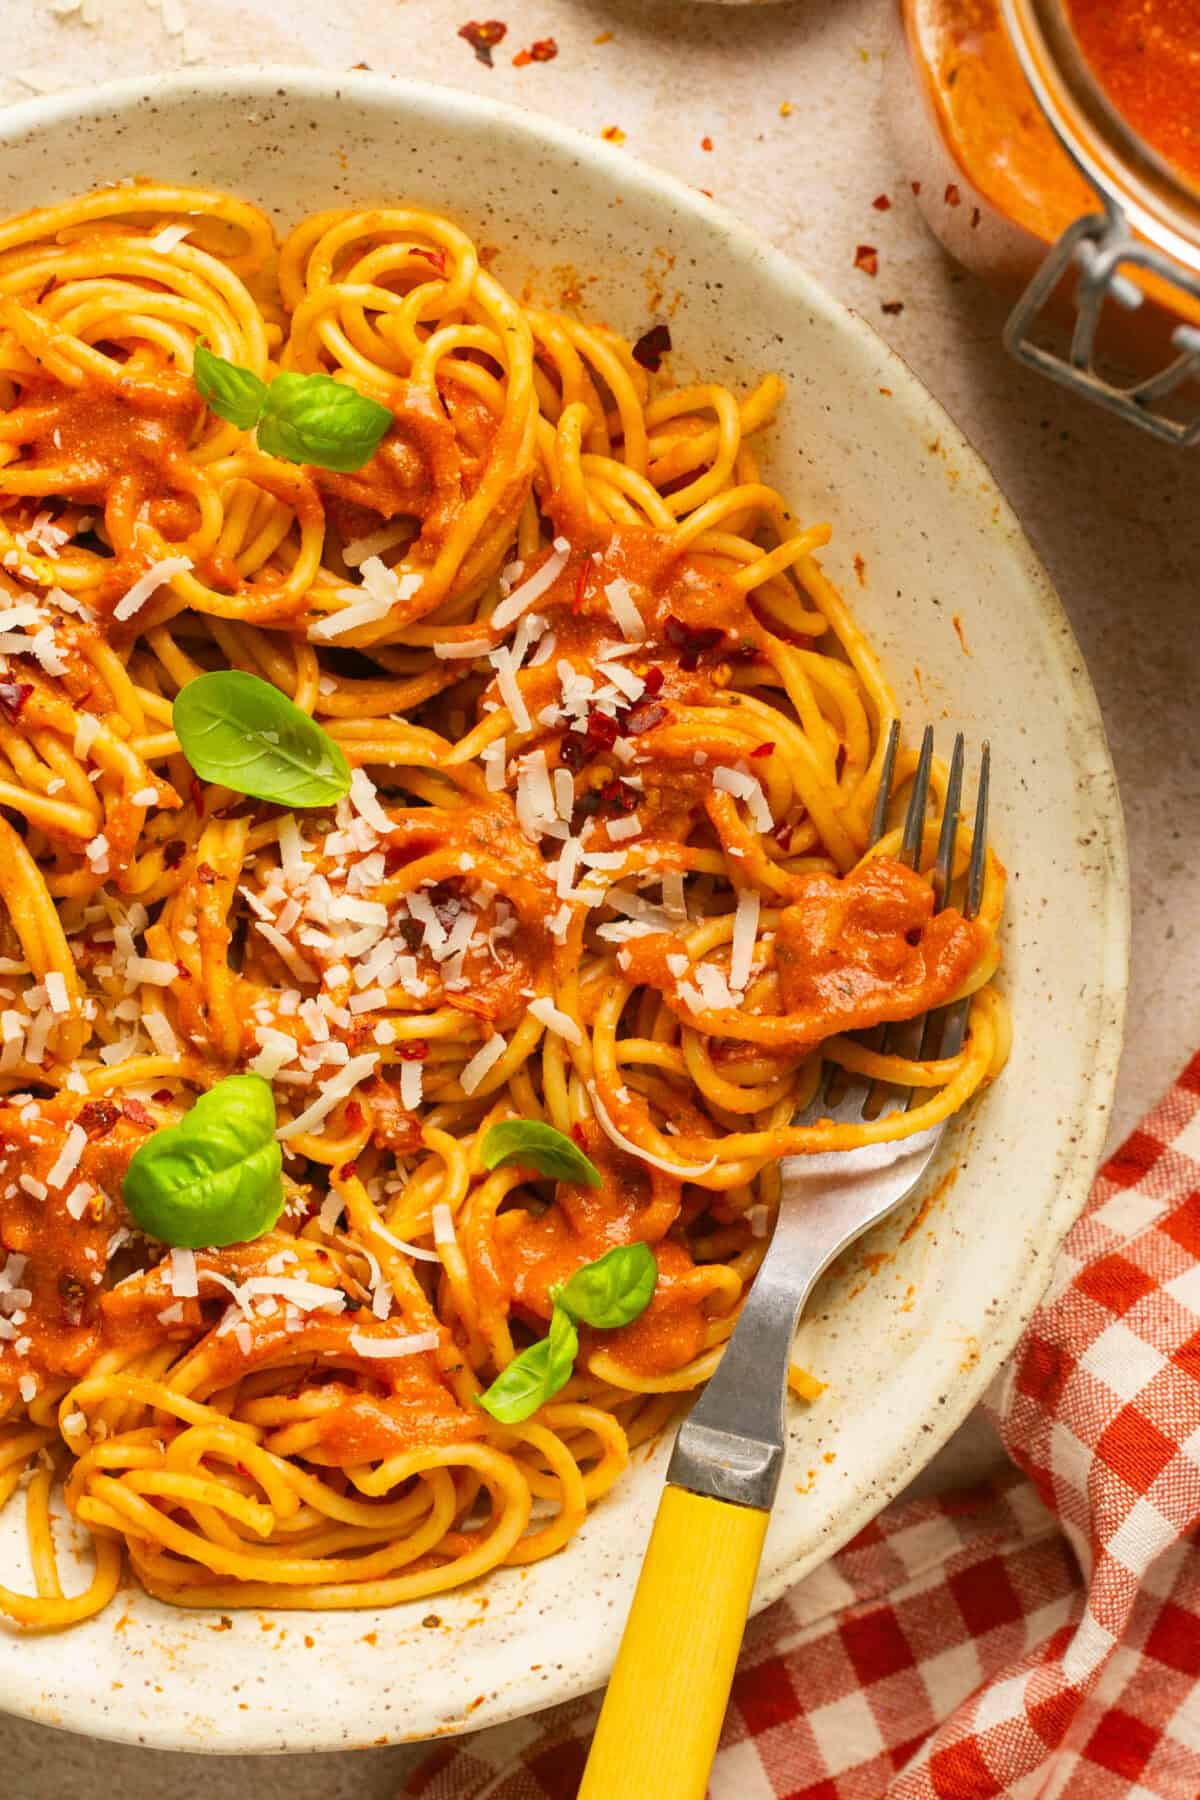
[[122, 1074, 283, 1250], [173, 670, 351, 808], [192, 340, 269, 431], [257, 371, 394, 473], [477, 1305, 579, 1424], [552, 1242, 658, 1330], [480, 1120, 602, 1188]]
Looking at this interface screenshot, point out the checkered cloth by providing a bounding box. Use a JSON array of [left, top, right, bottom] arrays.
[[404, 1056, 1200, 1799]]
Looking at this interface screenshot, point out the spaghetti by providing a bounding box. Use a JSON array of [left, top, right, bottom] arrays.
[[0, 184, 1007, 1627]]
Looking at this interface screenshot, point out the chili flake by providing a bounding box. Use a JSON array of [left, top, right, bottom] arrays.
[[854, 245, 879, 276], [944, 182, 962, 207], [0, 680, 32, 721], [458, 19, 507, 66], [700, 136, 713, 152], [601, 125, 626, 144], [872, 193, 892, 211], [881, 300, 905, 316], [779, 101, 793, 117], [632, 323, 672, 372]]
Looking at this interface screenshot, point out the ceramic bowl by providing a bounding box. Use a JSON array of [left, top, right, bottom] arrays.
[[0, 68, 1127, 1753]]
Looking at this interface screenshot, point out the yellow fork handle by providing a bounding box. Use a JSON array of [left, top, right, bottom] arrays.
[[579, 1483, 769, 1800]]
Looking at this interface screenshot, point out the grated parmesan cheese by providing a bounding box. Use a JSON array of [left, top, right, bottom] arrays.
[[459, 1033, 506, 1095], [604, 577, 645, 641], [490, 542, 570, 631], [712, 766, 773, 833], [113, 555, 192, 622], [148, 223, 192, 254], [729, 889, 760, 992], [529, 996, 583, 1046], [169, 1247, 198, 1298], [348, 1328, 439, 1359], [45, 1123, 87, 1191], [44, 971, 69, 1014]]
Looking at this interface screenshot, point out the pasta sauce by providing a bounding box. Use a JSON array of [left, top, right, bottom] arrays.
[[1069, 0, 1200, 187], [0, 183, 1008, 1627]]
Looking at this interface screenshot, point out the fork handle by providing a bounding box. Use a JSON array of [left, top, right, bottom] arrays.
[[578, 1483, 769, 1800]]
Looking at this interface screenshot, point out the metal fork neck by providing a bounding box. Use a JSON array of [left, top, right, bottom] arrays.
[[666, 1263, 812, 1511]]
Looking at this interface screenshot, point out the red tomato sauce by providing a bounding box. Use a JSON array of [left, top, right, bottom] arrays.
[[1068, 0, 1200, 186]]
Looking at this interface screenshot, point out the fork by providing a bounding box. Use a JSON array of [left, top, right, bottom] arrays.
[[579, 725, 990, 1800]]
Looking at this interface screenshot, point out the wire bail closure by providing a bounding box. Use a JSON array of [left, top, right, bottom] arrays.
[[1004, 208, 1200, 446]]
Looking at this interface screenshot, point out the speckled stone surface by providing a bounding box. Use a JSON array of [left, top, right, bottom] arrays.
[[0, 0, 1194, 1791]]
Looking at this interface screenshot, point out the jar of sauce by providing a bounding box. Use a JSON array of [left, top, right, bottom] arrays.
[[885, 0, 1200, 444]]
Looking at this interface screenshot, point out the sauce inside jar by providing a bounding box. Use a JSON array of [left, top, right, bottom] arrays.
[[1069, 0, 1200, 188]]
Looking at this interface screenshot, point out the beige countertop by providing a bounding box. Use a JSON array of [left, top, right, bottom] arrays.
[[1, 0, 1196, 1791]]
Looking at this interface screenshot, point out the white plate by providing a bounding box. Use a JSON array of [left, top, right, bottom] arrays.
[[0, 69, 1127, 1754]]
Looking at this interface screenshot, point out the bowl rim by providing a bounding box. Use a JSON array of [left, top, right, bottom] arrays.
[[0, 63, 1129, 1753]]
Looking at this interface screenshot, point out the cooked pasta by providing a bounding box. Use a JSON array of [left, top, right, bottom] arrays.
[[0, 184, 1007, 1627]]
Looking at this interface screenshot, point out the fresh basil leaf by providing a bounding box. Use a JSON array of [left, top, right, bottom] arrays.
[[552, 1242, 658, 1330], [192, 340, 269, 431], [477, 1305, 579, 1424], [481, 1120, 602, 1188], [173, 670, 351, 808], [257, 371, 393, 473], [122, 1074, 283, 1250]]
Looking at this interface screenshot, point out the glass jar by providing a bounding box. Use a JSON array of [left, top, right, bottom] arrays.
[[885, 0, 1200, 444]]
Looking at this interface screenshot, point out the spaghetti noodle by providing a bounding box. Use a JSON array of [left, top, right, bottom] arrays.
[[0, 184, 1007, 1627]]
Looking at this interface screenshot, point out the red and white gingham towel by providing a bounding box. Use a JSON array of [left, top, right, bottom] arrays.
[[405, 1056, 1200, 1799]]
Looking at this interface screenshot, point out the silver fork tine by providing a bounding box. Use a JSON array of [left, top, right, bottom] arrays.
[[931, 732, 964, 913], [935, 742, 990, 1059], [867, 719, 901, 849], [962, 741, 990, 922], [805, 720, 900, 1123], [899, 725, 934, 868]]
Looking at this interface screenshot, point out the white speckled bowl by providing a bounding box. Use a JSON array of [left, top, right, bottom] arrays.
[[0, 69, 1127, 1754]]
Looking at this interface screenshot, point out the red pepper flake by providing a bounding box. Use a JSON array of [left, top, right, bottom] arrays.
[[458, 19, 507, 66], [881, 300, 904, 316], [621, 697, 667, 736], [526, 36, 557, 61], [398, 1040, 429, 1061], [697, 189, 714, 199], [584, 707, 619, 752], [601, 125, 626, 144], [872, 193, 892, 211], [854, 244, 879, 276], [121, 1098, 155, 1130], [337, 1161, 357, 1181], [0, 681, 32, 721], [162, 839, 186, 868], [750, 741, 774, 759], [779, 100, 793, 117], [971, 206, 982, 229], [559, 731, 588, 772], [910, 179, 922, 196], [411, 247, 446, 274], [632, 323, 672, 372], [599, 778, 638, 815], [642, 665, 665, 696], [570, 1122, 589, 1149], [664, 614, 725, 671], [700, 136, 713, 152], [78, 1099, 121, 1139], [572, 562, 588, 613], [944, 182, 962, 207], [152, 1089, 174, 1104], [344, 1100, 364, 1129]]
